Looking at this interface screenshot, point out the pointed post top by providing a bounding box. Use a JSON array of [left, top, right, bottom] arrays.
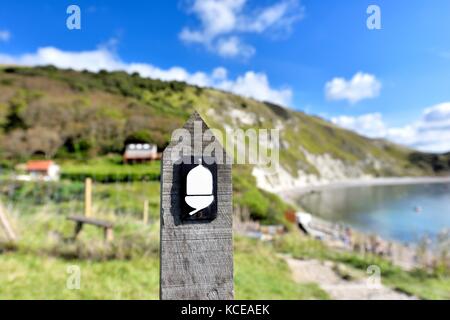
[[164, 110, 230, 164], [160, 109, 233, 300], [182, 110, 208, 129]]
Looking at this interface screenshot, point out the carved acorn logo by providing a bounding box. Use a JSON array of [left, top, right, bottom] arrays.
[[184, 159, 214, 216]]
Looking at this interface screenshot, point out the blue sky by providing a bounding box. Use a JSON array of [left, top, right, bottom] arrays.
[[1, 0, 450, 152]]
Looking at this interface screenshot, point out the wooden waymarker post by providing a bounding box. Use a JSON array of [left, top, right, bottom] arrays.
[[84, 178, 92, 218], [160, 111, 233, 300], [143, 199, 149, 224]]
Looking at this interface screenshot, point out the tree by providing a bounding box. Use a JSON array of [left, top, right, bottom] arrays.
[[1, 127, 63, 159], [4, 97, 27, 132]]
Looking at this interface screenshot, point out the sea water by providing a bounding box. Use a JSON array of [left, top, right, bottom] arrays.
[[296, 182, 450, 244]]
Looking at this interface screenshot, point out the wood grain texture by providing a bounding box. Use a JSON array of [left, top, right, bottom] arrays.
[[160, 111, 233, 300]]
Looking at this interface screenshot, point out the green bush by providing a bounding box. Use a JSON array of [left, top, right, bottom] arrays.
[[61, 171, 160, 183], [0, 181, 84, 206], [61, 159, 161, 183], [233, 166, 290, 225], [240, 188, 270, 220]]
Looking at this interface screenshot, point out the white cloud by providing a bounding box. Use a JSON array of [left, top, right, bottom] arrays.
[[217, 71, 292, 105], [325, 72, 382, 104], [211, 66, 228, 80], [241, 0, 302, 33], [181, 0, 243, 42], [179, 0, 303, 58], [331, 113, 387, 138], [216, 36, 255, 58], [331, 102, 450, 153], [0, 30, 11, 42], [0, 46, 292, 106], [423, 102, 450, 123]]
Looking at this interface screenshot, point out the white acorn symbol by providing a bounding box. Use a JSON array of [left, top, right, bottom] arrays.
[[185, 158, 214, 216]]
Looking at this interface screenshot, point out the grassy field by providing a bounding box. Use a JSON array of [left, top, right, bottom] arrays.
[[0, 180, 161, 220], [234, 238, 328, 299], [274, 233, 450, 300], [1, 211, 450, 299], [0, 154, 448, 300], [1, 158, 291, 226], [0, 254, 160, 299], [60, 157, 161, 182], [0, 213, 329, 300]]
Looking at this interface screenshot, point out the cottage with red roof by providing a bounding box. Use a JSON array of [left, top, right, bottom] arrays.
[[24, 160, 60, 181]]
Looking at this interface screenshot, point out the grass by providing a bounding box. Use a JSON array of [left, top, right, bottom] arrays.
[[0, 212, 161, 299], [1, 175, 449, 300], [2, 211, 449, 300], [94, 181, 160, 219], [3, 160, 288, 226], [234, 237, 329, 300], [386, 273, 450, 300], [0, 179, 161, 220], [0, 253, 160, 300], [274, 232, 450, 300], [333, 251, 450, 300], [232, 165, 292, 224], [60, 157, 161, 182], [0, 212, 328, 300]]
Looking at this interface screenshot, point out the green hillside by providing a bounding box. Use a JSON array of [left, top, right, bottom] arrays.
[[0, 65, 448, 180]]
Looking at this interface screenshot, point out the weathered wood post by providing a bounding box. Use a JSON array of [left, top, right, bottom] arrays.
[[160, 111, 233, 300], [84, 177, 92, 218]]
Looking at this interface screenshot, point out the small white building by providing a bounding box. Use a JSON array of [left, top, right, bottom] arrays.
[[123, 143, 159, 163], [21, 160, 60, 181]]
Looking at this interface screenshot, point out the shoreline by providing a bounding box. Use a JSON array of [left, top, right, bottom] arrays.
[[278, 175, 450, 269], [281, 175, 450, 198]]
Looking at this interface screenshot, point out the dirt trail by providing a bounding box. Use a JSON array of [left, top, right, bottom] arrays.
[[285, 257, 417, 300]]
